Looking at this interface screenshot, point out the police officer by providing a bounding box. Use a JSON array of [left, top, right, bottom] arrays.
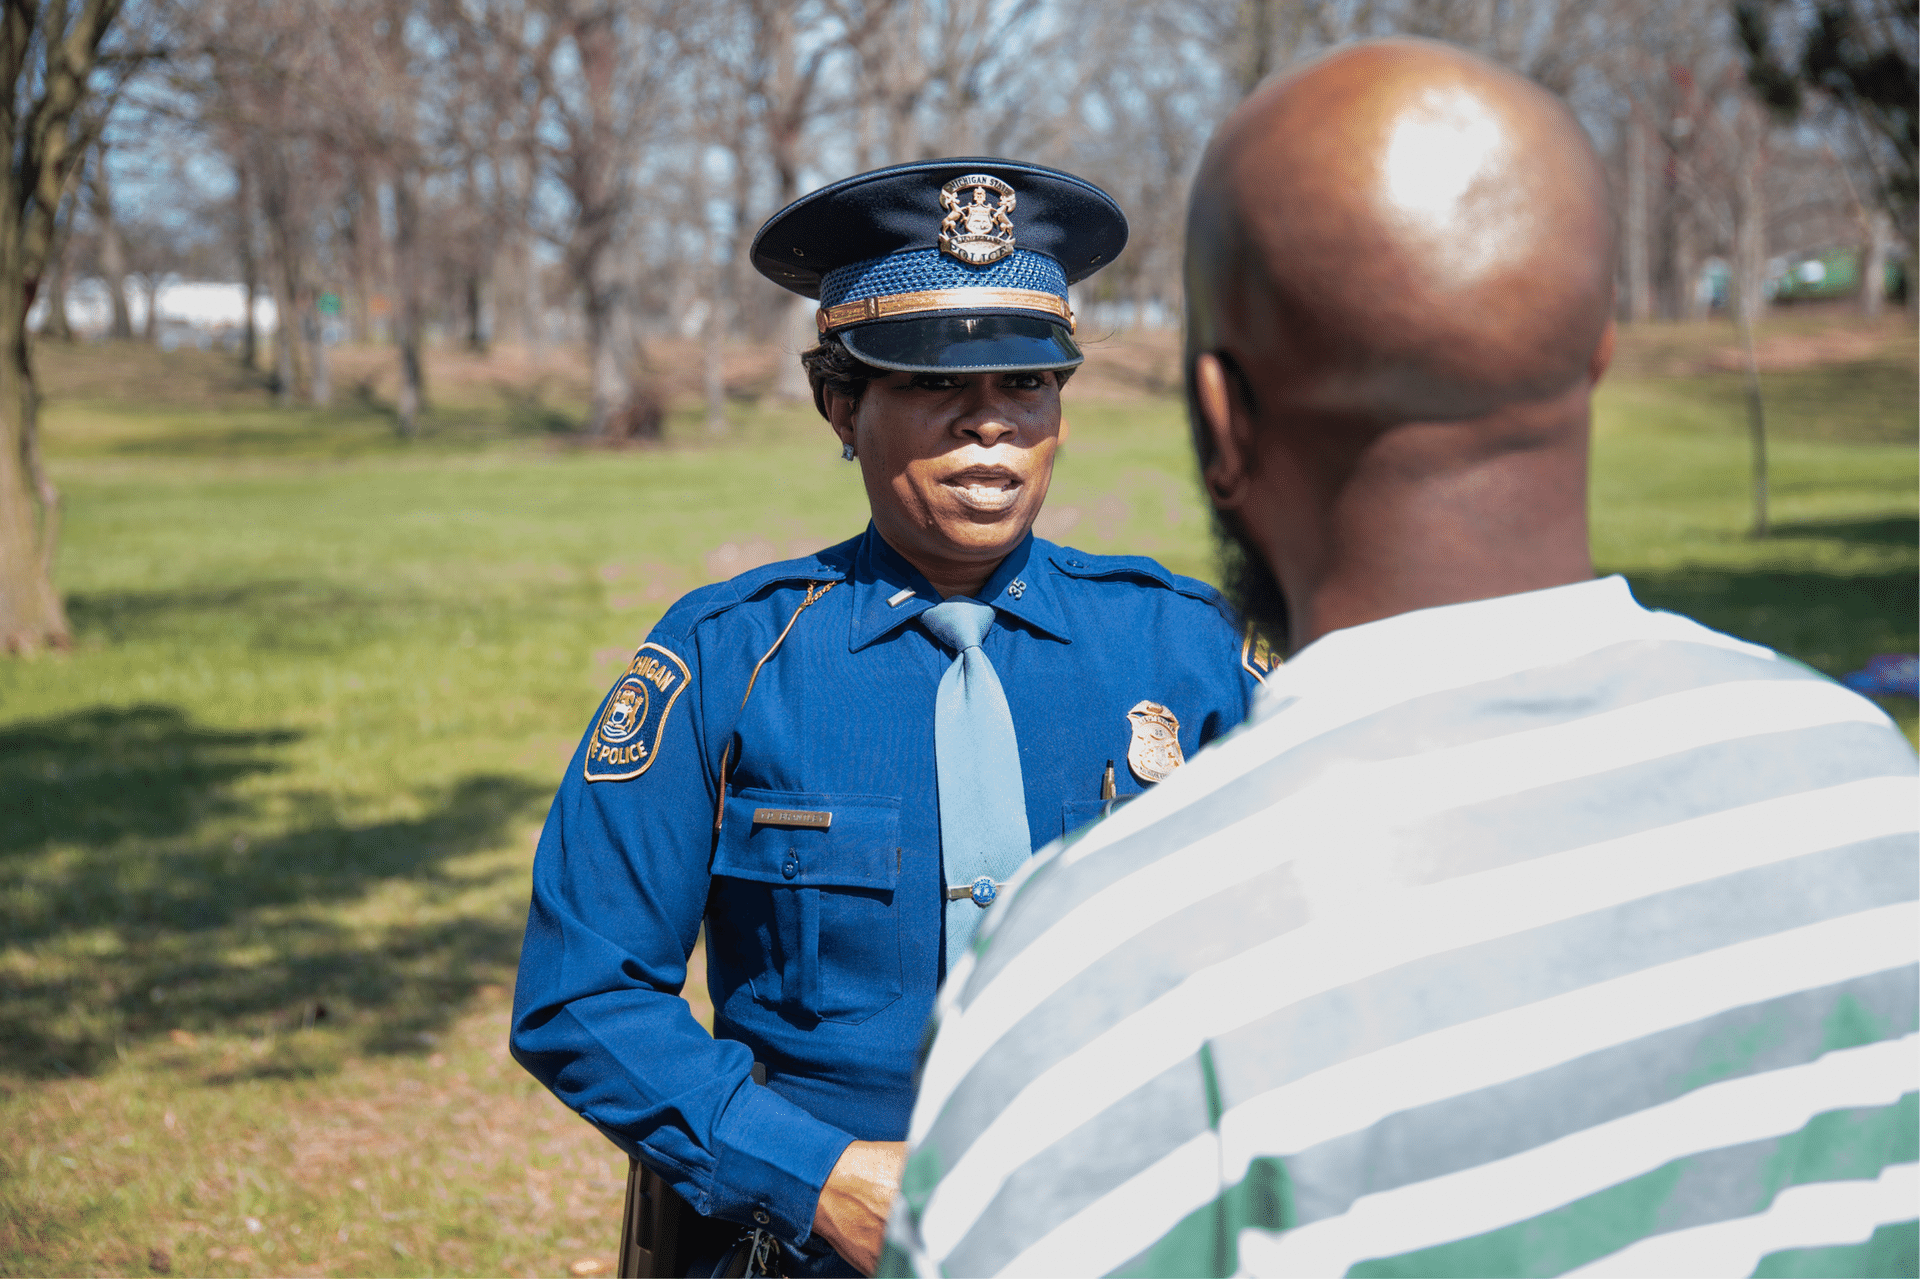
[[510, 158, 1272, 1277]]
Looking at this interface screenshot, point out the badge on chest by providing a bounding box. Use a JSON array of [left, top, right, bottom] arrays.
[[585, 643, 692, 782], [1126, 700, 1185, 784]]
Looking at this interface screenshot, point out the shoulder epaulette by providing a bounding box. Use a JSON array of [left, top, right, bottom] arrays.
[[653, 537, 857, 640], [1046, 545, 1235, 623]]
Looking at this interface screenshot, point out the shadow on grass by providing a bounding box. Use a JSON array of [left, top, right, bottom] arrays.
[[497, 382, 581, 435], [1768, 515, 1919, 548], [1618, 561, 1918, 675], [61, 581, 438, 657], [101, 420, 415, 460], [0, 704, 546, 1079], [0, 705, 297, 857], [349, 374, 404, 429]]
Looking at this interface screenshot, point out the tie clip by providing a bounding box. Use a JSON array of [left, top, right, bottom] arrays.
[[947, 877, 1004, 907], [752, 808, 832, 830], [887, 588, 917, 608]]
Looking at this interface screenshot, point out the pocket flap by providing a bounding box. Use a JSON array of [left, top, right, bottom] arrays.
[[714, 789, 902, 889]]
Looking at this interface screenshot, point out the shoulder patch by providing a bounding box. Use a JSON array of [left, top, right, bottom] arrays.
[[1241, 621, 1281, 682], [584, 642, 692, 782]]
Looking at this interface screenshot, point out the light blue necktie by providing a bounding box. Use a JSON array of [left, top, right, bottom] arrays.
[[919, 599, 1032, 966]]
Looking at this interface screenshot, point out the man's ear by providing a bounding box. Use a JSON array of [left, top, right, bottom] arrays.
[[1588, 319, 1617, 386], [1057, 415, 1070, 447], [1194, 352, 1254, 510]]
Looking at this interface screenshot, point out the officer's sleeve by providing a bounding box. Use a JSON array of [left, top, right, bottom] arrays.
[[509, 622, 856, 1245]]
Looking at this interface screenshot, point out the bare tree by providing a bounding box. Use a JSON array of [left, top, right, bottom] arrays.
[[190, 1, 338, 404], [532, 0, 678, 438], [0, 0, 133, 653], [232, 148, 258, 365], [37, 146, 90, 343], [1669, 63, 1780, 534], [90, 144, 133, 337], [1736, 0, 1917, 306], [73, 0, 1893, 473]]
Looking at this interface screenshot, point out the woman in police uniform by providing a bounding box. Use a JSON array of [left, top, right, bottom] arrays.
[[511, 159, 1270, 1277]]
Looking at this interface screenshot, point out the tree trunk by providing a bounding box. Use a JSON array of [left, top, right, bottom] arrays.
[[772, 295, 813, 403], [95, 163, 134, 340], [1731, 148, 1769, 328], [42, 248, 72, 342], [1239, 0, 1275, 95], [1624, 116, 1651, 323], [1677, 215, 1706, 321], [39, 155, 85, 344], [1861, 208, 1890, 318], [306, 299, 330, 405], [513, 146, 543, 353], [526, 241, 544, 352], [346, 170, 380, 343], [0, 0, 123, 655], [1131, 257, 1154, 330], [393, 168, 427, 436], [237, 157, 258, 368], [141, 277, 159, 342], [704, 287, 727, 437], [1731, 162, 1770, 539], [1737, 308, 1768, 539], [272, 309, 295, 402], [0, 243, 71, 650], [465, 272, 487, 353], [261, 155, 308, 403], [585, 281, 629, 435]]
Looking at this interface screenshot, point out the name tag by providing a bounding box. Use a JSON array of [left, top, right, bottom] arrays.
[[752, 808, 832, 830]]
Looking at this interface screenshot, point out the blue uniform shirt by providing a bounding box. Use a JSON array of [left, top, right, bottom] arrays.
[[510, 525, 1268, 1249]]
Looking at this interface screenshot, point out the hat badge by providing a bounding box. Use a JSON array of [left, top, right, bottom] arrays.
[[938, 175, 1016, 266]]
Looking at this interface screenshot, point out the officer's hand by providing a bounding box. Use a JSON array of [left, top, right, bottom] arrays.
[[812, 1139, 907, 1276]]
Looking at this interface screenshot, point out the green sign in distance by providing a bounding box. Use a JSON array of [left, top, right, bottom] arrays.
[[318, 292, 342, 315]]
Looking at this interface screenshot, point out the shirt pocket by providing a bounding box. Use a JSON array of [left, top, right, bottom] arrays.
[[711, 789, 903, 1026], [1061, 795, 1137, 839]]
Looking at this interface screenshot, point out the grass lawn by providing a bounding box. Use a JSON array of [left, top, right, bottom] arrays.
[[2, 319, 1914, 1277]]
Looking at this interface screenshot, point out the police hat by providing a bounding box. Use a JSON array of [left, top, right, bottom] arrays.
[[750, 158, 1127, 374]]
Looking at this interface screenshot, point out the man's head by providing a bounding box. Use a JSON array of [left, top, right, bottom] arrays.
[[1185, 39, 1616, 649]]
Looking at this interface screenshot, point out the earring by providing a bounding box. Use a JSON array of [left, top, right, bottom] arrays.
[[841, 441, 856, 461]]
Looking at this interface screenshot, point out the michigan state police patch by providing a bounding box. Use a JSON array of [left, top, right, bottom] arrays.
[[584, 643, 691, 782]]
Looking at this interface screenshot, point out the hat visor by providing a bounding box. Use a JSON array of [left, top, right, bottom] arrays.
[[839, 314, 1083, 374]]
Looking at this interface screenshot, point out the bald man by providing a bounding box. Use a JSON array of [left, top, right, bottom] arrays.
[[881, 39, 1919, 1279]]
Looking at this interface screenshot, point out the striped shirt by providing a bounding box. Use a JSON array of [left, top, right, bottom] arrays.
[[883, 576, 1919, 1277]]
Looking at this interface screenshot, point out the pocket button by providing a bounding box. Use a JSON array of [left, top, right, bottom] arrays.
[[781, 856, 798, 880]]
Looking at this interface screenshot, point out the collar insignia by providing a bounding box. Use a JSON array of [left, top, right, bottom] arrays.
[[938, 175, 1017, 266]]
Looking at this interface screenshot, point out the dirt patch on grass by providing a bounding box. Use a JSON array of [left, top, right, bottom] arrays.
[[1072, 329, 1185, 401], [1, 986, 635, 1278], [1607, 313, 1915, 380], [36, 341, 278, 410]]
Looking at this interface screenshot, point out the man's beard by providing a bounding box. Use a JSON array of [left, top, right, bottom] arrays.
[[1211, 505, 1290, 655]]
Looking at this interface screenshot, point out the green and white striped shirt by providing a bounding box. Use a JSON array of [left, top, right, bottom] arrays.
[[884, 577, 1919, 1277]]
